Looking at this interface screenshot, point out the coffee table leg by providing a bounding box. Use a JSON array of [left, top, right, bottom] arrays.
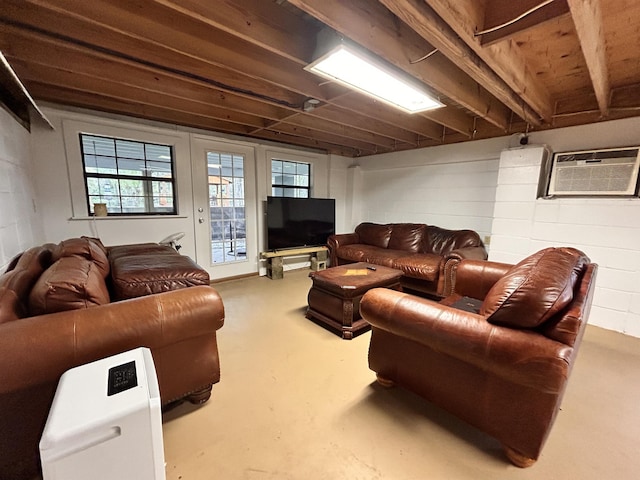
[[342, 299, 355, 339]]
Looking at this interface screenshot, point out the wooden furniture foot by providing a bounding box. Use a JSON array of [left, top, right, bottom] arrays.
[[504, 446, 536, 468], [376, 374, 395, 387], [187, 385, 213, 405]]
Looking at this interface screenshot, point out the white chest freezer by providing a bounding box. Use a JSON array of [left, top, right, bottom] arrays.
[[39, 347, 166, 480]]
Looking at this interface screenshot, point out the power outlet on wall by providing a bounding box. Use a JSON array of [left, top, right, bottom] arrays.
[[483, 235, 491, 246]]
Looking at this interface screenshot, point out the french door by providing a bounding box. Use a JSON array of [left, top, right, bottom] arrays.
[[191, 138, 258, 279]]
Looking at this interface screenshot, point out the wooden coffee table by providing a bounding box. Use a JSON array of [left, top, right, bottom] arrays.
[[306, 262, 403, 339]]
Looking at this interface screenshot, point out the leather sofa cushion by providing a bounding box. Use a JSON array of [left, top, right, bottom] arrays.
[[392, 253, 442, 281], [360, 249, 407, 268], [335, 244, 368, 263], [388, 224, 426, 253], [111, 254, 210, 300], [108, 243, 178, 262], [426, 226, 481, 255], [481, 247, 588, 328], [29, 256, 110, 315], [53, 237, 110, 278], [336, 245, 405, 267], [355, 223, 392, 249], [0, 246, 53, 323]]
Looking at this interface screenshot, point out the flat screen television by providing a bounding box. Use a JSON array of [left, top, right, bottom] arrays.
[[266, 196, 336, 250]]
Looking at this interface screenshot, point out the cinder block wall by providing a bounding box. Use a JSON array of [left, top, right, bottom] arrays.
[[0, 109, 44, 270]]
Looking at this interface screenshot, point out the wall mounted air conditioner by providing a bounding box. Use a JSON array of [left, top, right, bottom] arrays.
[[547, 146, 640, 196]]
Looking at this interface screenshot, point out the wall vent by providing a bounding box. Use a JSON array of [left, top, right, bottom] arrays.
[[547, 146, 640, 196]]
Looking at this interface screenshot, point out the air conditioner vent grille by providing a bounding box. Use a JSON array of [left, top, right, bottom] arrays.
[[548, 147, 640, 196]]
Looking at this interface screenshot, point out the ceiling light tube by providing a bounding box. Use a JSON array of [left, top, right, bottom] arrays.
[[305, 44, 444, 114]]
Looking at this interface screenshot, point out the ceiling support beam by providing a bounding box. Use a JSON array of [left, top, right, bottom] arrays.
[[567, 0, 610, 117], [422, 0, 554, 124]]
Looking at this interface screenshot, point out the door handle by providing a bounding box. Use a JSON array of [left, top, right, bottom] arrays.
[[199, 217, 204, 224]]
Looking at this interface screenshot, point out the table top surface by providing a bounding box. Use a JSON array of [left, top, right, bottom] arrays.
[[310, 262, 403, 290]]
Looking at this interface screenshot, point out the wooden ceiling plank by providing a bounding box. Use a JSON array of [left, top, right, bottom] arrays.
[[0, 2, 306, 107], [28, 82, 257, 134], [256, 122, 381, 154], [250, 130, 361, 157], [287, 0, 512, 130], [567, 0, 611, 116], [29, 82, 359, 155], [421, 0, 554, 123], [20, 0, 328, 100], [333, 92, 446, 140], [156, 0, 471, 137], [311, 105, 421, 145], [0, 28, 295, 122], [11, 61, 271, 130], [0, 21, 406, 153], [480, 0, 571, 46], [150, 0, 317, 65], [282, 114, 408, 150]]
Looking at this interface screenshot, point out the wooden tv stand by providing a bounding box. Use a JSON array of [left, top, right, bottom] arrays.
[[261, 246, 328, 279]]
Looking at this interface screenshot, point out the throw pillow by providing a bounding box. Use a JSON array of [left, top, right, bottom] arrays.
[[29, 256, 110, 315], [481, 247, 588, 329]]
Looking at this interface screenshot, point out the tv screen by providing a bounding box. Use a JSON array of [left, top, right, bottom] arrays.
[[267, 196, 336, 250]]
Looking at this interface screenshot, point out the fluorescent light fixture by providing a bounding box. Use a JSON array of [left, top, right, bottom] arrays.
[[305, 45, 443, 114]]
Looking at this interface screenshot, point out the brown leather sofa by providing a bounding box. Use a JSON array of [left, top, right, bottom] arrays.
[[360, 247, 597, 467], [328, 222, 487, 297], [0, 237, 225, 479]]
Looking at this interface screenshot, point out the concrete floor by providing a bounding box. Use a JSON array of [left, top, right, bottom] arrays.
[[162, 268, 640, 479]]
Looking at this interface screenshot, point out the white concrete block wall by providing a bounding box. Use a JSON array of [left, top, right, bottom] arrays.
[[0, 109, 45, 270], [490, 146, 640, 337], [354, 138, 506, 244], [488, 146, 548, 264]]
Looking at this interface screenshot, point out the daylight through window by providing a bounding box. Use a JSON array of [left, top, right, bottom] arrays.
[[271, 159, 310, 197], [80, 134, 177, 215]]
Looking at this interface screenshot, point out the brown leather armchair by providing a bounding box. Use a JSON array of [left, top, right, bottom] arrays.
[[360, 247, 597, 467]]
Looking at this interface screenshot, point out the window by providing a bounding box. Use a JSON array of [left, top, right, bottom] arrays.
[[271, 159, 310, 197], [80, 134, 177, 215]]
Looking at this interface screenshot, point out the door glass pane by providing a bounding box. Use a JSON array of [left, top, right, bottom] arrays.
[[207, 151, 247, 264]]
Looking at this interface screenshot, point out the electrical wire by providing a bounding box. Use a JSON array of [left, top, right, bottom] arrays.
[[474, 0, 556, 37], [410, 48, 439, 64]]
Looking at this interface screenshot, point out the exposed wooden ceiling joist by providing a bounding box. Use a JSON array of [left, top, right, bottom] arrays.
[[0, 0, 637, 157], [567, 0, 611, 116], [423, 0, 555, 124]]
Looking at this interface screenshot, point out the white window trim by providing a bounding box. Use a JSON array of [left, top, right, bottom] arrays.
[[264, 148, 329, 198], [62, 119, 191, 218]]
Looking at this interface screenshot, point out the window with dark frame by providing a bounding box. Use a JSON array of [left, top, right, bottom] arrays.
[[79, 133, 177, 215], [271, 159, 310, 197]]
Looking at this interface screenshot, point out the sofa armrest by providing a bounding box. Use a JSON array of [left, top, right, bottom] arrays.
[[361, 288, 573, 392], [0, 286, 224, 394], [447, 246, 488, 262], [441, 246, 490, 295], [327, 233, 360, 266], [452, 259, 512, 299]]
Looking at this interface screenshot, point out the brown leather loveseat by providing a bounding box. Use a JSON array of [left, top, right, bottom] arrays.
[[0, 237, 225, 479], [328, 222, 487, 297], [361, 247, 597, 467]]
